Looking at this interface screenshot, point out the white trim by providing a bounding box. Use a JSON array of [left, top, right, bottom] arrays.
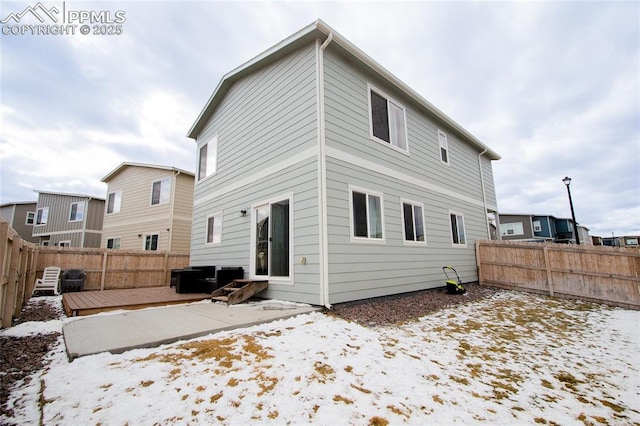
[[194, 147, 316, 207], [248, 193, 294, 284], [106, 190, 122, 215], [33, 229, 86, 237], [197, 133, 218, 183], [326, 146, 496, 211], [143, 233, 160, 250], [150, 176, 171, 206], [68, 201, 85, 222], [205, 211, 223, 245], [400, 198, 427, 246], [106, 237, 122, 249], [59, 240, 72, 247], [438, 129, 449, 165], [449, 210, 467, 247], [367, 83, 409, 154], [35, 206, 49, 225], [25, 211, 35, 225], [348, 185, 386, 244]]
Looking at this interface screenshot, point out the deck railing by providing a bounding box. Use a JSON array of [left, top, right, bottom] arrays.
[[476, 240, 640, 309]]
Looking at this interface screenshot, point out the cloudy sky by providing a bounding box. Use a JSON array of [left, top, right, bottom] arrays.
[[1, 1, 638, 237]]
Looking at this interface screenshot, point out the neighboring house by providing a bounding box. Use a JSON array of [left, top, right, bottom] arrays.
[[187, 20, 501, 306], [601, 235, 640, 248], [0, 201, 39, 243], [32, 191, 105, 247], [100, 162, 195, 251], [498, 213, 590, 244]]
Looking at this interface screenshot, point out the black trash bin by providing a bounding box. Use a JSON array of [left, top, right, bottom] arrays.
[[174, 266, 216, 293], [61, 269, 86, 293]]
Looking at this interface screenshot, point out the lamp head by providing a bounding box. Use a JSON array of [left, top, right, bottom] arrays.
[[562, 176, 572, 186]]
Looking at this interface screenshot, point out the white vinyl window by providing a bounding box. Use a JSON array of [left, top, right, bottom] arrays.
[[350, 187, 384, 242], [198, 134, 218, 181], [401, 200, 426, 244], [106, 190, 122, 214], [438, 130, 449, 164], [450, 212, 467, 246], [59, 241, 71, 248], [25, 211, 35, 225], [151, 177, 171, 206], [106, 238, 121, 249], [36, 207, 49, 225], [206, 212, 223, 245], [69, 201, 85, 222], [500, 222, 524, 236], [144, 234, 159, 251], [533, 220, 542, 233], [369, 86, 407, 151]]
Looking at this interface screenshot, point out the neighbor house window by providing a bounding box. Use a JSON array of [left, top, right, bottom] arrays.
[[36, 207, 49, 225], [350, 187, 384, 241], [41, 240, 50, 246], [69, 202, 85, 222], [369, 87, 407, 150], [533, 220, 542, 233], [438, 130, 449, 164], [106, 238, 121, 249], [25, 212, 35, 225], [144, 234, 159, 251], [450, 212, 466, 246], [500, 222, 524, 236], [59, 241, 71, 248], [107, 191, 122, 214], [206, 212, 223, 244], [198, 134, 218, 181], [402, 201, 426, 244], [151, 177, 171, 205]]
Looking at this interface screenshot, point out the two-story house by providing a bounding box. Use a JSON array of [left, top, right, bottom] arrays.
[[187, 20, 500, 306], [498, 213, 590, 244], [32, 191, 105, 247], [100, 163, 195, 251], [0, 201, 39, 243]]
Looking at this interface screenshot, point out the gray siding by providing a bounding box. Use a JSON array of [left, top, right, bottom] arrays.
[[0, 203, 38, 243], [191, 43, 321, 304], [322, 47, 495, 303], [499, 215, 534, 240]]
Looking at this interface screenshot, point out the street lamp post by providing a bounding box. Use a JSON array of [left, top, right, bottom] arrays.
[[562, 176, 580, 245]]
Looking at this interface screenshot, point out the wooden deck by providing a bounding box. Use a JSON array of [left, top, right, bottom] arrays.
[[62, 287, 211, 317]]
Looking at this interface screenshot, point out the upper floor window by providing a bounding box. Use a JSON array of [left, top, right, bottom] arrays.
[[144, 234, 159, 251], [25, 211, 35, 225], [402, 200, 426, 244], [450, 212, 466, 246], [36, 207, 49, 225], [107, 191, 122, 214], [69, 202, 85, 222], [369, 87, 407, 151], [350, 187, 384, 241], [198, 134, 218, 181], [533, 220, 542, 233], [438, 130, 449, 164], [500, 222, 524, 236], [206, 212, 223, 244], [151, 177, 171, 206]]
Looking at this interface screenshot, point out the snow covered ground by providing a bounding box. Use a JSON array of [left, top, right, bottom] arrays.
[[3, 291, 639, 425]]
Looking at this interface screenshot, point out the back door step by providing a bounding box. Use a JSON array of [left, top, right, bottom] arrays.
[[211, 279, 268, 305]]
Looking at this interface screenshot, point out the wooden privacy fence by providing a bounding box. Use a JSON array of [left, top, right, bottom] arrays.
[[0, 220, 38, 328], [476, 240, 640, 310], [35, 247, 190, 291]]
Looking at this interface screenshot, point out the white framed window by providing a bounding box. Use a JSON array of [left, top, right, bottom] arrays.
[[25, 211, 35, 225], [368, 85, 408, 151], [500, 222, 524, 236], [35, 207, 49, 225], [69, 201, 85, 222], [41, 240, 50, 246], [533, 220, 542, 233], [107, 190, 122, 214], [401, 200, 426, 244], [198, 134, 218, 181], [449, 211, 466, 246], [438, 130, 449, 164], [349, 186, 385, 242], [151, 177, 171, 206], [59, 241, 71, 248], [206, 212, 223, 245], [144, 234, 159, 251], [106, 237, 121, 249]]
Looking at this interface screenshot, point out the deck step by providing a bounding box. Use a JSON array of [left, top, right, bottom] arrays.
[[211, 279, 268, 305]]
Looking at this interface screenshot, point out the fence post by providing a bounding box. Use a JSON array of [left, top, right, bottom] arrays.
[[475, 241, 483, 286], [2, 234, 20, 328], [100, 250, 108, 291], [543, 245, 554, 297]]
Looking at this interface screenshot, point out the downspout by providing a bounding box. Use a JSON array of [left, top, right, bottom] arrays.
[[168, 170, 180, 251], [317, 33, 333, 308], [477, 149, 491, 240]]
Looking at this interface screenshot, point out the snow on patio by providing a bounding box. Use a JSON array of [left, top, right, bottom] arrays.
[[3, 291, 639, 425]]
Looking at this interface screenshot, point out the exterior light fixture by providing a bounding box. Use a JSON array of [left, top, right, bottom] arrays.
[[562, 176, 580, 245]]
